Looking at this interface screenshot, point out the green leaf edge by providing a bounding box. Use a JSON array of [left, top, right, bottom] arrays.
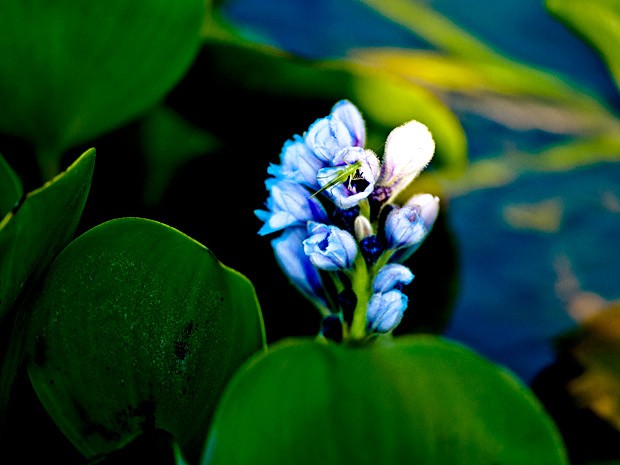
[[0, 153, 24, 222], [203, 335, 568, 464]]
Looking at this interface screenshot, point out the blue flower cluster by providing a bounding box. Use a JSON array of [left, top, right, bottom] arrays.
[[255, 100, 439, 341]]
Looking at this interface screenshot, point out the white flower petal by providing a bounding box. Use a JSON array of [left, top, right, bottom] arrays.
[[381, 120, 435, 197]]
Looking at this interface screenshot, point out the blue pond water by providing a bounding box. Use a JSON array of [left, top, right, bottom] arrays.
[[223, 0, 620, 381]]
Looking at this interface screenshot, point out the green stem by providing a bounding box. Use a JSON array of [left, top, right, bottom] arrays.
[[358, 199, 371, 221], [348, 254, 372, 341]]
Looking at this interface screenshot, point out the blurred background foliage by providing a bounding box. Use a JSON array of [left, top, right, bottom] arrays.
[[1, 0, 620, 463]]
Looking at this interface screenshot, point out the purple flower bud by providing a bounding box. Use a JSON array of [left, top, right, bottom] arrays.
[[373, 264, 414, 293], [332, 205, 360, 233], [303, 222, 358, 271], [255, 180, 327, 236], [272, 227, 327, 308], [404, 193, 440, 230], [267, 135, 324, 189], [384, 206, 427, 250], [366, 289, 408, 333], [359, 236, 383, 267]]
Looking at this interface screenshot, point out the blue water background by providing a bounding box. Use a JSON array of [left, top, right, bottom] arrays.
[[222, 0, 620, 381]]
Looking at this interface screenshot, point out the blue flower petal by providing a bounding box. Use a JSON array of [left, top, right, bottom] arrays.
[[329, 99, 365, 148], [367, 289, 408, 333], [303, 222, 358, 271], [255, 180, 327, 236], [268, 135, 324, 189], [305, 101, 367, 163], [316, 147, 379, 209], [384, 205, 427, 250], [373, 264, 414, 293], [272, 227, 327, 308]]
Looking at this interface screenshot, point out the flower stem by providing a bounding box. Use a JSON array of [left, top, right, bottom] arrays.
[[348, 254, 372, 340]]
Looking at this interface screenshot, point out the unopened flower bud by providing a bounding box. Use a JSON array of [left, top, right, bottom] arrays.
[[303, 222, 358, 271], [384, 206, 426, 250], [405, 193, 439, 230], [366, 290, 408, 333], [353, 215, 373, 241]]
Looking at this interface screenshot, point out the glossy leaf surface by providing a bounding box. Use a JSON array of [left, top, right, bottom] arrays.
[[0, 0, 205, 175], [0, 148, 95, 320], [27, 217, 266, 462], [202, 336, 568, 465]]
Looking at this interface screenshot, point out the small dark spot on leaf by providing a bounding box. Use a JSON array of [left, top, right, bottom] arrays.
[[73, 399, 121, 442], [10, 192, 26, 215], [173, 321, 194, 362], [114, 399, 157, 435]]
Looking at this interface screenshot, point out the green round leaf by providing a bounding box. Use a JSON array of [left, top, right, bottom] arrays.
[[0, 0, 205, 172], [27, 218, 266, 462], [202, 336, 568, 465], [0, 148, 95, 320], [0, 153, 23, 221]]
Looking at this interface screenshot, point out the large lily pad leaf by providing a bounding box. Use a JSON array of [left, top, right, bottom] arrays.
[[546, 0, 620, 92], [0, 148, 95, 321], [202, 336, 568, 465], [27, 217, 266, 463], [0, 0, 205, 177], [0, 154, 23, 221]]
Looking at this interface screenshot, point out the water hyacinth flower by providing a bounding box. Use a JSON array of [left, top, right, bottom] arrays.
[[255, 99, 439, 340], [266, 135, 323, 190], [391, 194, 440, 262], [272, 227, 328, 312], [255, 180, 327, 236], [374, 120, 435, 202], [303, 222, 358, 271], [305, 100, 365, 162], [384, 205, 427, 250], [373, 264, 414, 293], [367, 290, 408, 333], [316, 147, 380, 209], [405, 193, 440, 230]]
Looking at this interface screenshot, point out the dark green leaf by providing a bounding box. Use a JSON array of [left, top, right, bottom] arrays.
[[0, 153, 23, 220], [0, 148, 95, 320], [27, 218, 266, 463], [0, 0, 205, 177], [203, 336, 568, 465], [141, 107, 219, 205], [0, 148, 94, 437]]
